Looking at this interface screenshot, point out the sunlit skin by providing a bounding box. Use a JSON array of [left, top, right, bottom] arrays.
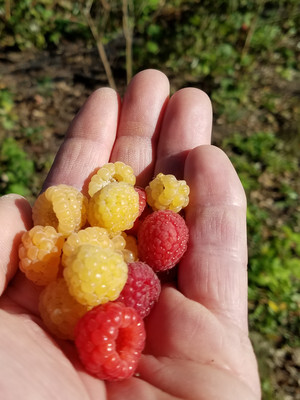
[[0, 69, 261, 400]]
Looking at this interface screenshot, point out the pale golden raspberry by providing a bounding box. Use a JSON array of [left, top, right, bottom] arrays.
[[146, 173, 190, 213], [62, 226, 112, 262], [121, 233, 138, 263], [87, 181, 139, 234], [62, 226, 128, 266], [63, 244, 128, 307], [18, 225, 64, 286], [32, 184, 88, 237], [88, 161, 136, 197], [39, 278, 89, 340]]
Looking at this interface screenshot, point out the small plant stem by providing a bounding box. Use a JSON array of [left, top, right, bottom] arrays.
[[241, 0, 265, 58], [84, 0, 117, 91], [122, 0, 134, 84], [5, 0, 11, 20]]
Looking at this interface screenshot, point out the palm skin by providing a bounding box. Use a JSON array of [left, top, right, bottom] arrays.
[[0, 70, 260, 400]]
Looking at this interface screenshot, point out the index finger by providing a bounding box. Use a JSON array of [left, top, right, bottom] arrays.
[[110, 69, 170, 187], [43, 87, 120, 193]]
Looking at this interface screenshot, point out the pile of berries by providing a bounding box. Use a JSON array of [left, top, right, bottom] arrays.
[[18, 161, 190, 381]]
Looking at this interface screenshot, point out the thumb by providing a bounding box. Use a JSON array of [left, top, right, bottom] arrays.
[[0, 194, 32, 295]]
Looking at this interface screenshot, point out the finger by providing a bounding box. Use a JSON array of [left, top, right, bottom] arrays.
[[44, 88, 120, 193], [110, 69, 170, 186], [180, 145, 248, 331], [155, 88, 212, 178], [0, 194, 32, 295]]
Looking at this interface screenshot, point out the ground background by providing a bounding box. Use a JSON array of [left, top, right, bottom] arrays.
[[0, 1, 299, 398]]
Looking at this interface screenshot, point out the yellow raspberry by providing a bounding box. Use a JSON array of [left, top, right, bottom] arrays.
[[104, 233, 137, 263], [62, 226, 127, 267], [63, 244, 128, 307], [121, 233, 138, 263], [146, 173, 190, 213], [32, 184, 88, 237], [87, 181, 139, 235], [110, 233, 127, 252], [88, 161, 136, 197], [39, 278, 89, 340], [18, 225, 64, 286], [62, 226, 111, 263]]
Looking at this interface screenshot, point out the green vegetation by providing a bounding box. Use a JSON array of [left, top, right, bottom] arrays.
[[223, 132, 300, 346], [0, 89, 17, 130], [0, 137, 35, 196], [0, 87, 35, 196], [0, 1, 299, 397], [0, 0, 89, 49]]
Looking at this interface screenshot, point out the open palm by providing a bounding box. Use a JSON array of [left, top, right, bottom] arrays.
[[0, 70, 260, 400]]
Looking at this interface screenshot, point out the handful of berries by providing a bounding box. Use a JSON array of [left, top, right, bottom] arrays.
[[18, 162, 190, 381]]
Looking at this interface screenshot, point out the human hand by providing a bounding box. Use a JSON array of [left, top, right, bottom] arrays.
[[0, 69, 261, 400]]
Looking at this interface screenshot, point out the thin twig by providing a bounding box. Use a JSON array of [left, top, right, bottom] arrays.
[[84, 0, 117, 90], [100, 0, 110, 11], [241, 0, 266, 58], [122, 0, 134, 84], [5, 0, 11, 20]]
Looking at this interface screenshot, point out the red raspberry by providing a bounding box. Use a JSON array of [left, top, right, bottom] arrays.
[[135, 187, 147, 216], [137, 210, 189, 271], [125, 204, 151, 237], [75, 302, 145, 381], [116, 261, 161, 318]]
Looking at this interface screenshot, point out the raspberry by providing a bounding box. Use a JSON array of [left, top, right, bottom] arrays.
[[121, 233, 138, 264], [135, 187, 147, 216], [18, 225, 64, 286], [62, 227, 126, 267], [39, 278, 89, 340], [146, 173, 189, 213], [75, 302, 145, 381], [137, 210, 189, 271], [62, 226, 137, 265], [87, 181, 139, 235], [63, 244, 128, 307], [32, 184, 88, 237], [88, 162, 136, 197], [125, 203, 152, 237], [110, 234, 127, 252], [124, 187, 147, 237], [116, 261, 161, 318]]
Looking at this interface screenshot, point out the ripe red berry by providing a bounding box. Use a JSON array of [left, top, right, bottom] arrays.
[[137, 210, 189, 271], [135, 187, 147, 216], [116, 261, 161, 318], [75, 302, 145, 381], [125, 188, 150, 236]]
